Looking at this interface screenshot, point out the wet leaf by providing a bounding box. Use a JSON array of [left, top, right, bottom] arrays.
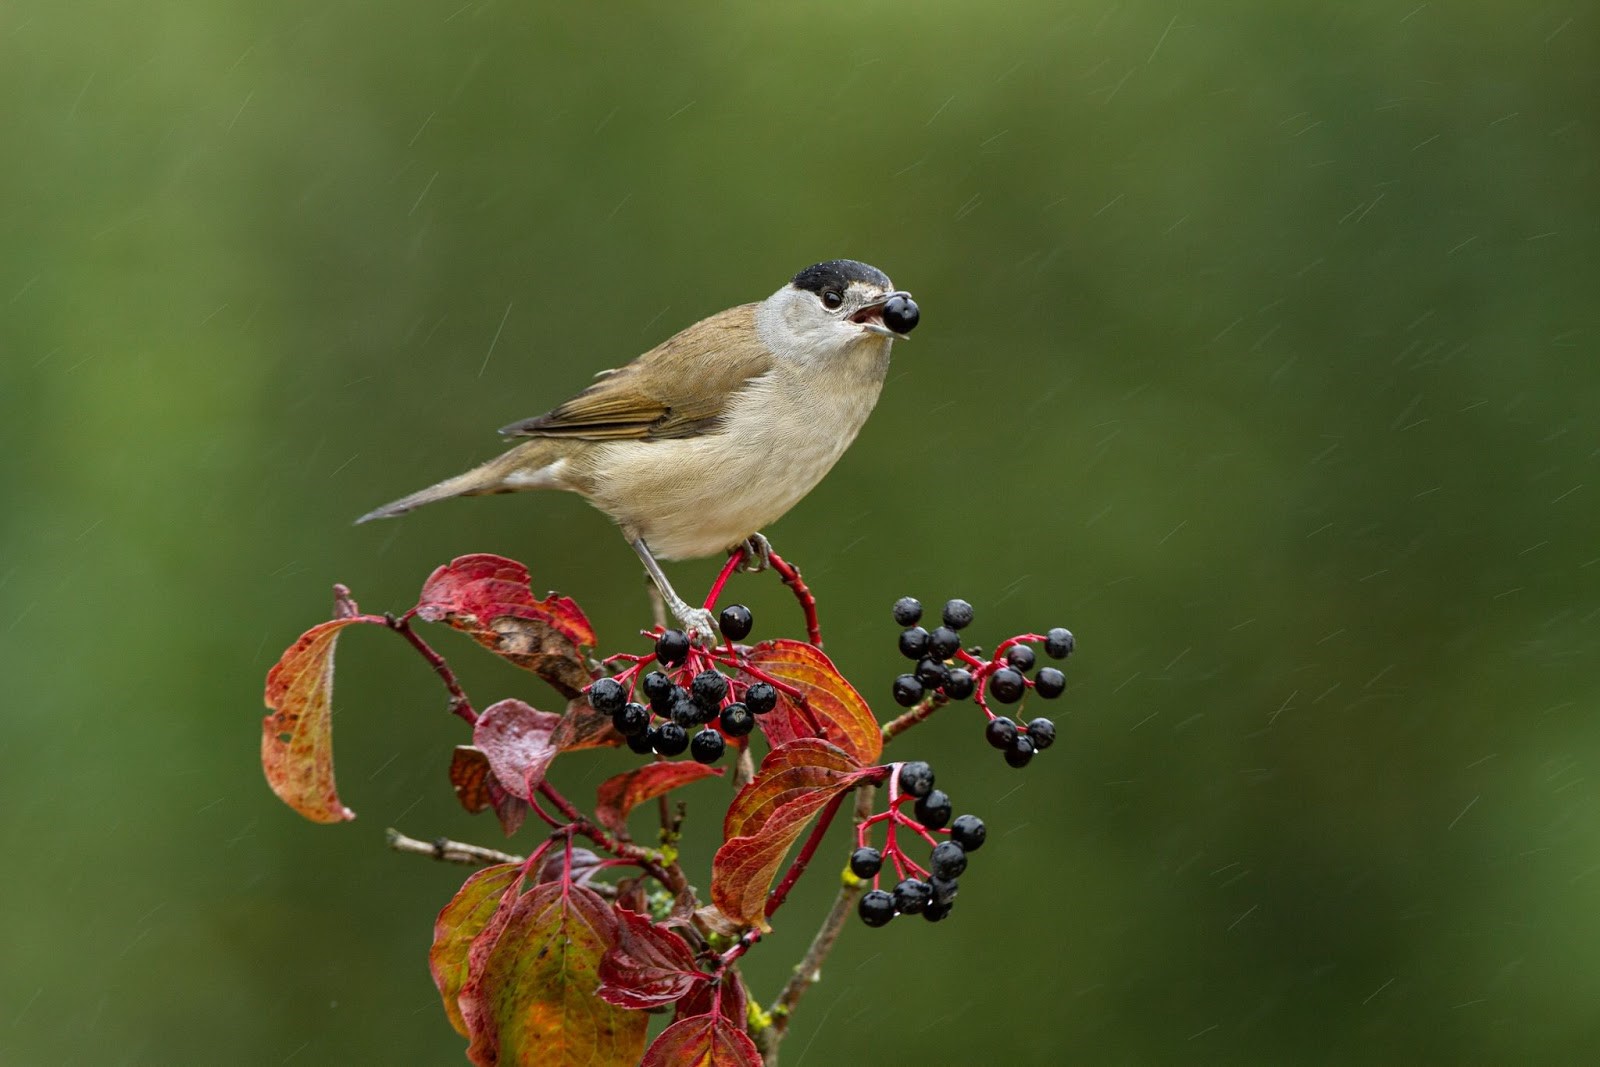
[[473, 699, 563, 801], [595, 761, 724, 836], [430, 863, 523, 1037], [415, 554, 596, 697], [711, 740, 872, 931], [742, 640, 881, 765], [534, 847, 604, 887], [459, 882, 647, 1066], [551, 694, 623, 752], [261, 616, 377, 823], [640, 1011, 760, 1067], [596, 905, 708, 1011]]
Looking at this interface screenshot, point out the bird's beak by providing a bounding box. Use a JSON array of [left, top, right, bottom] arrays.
[[851, 291, 915, 338]]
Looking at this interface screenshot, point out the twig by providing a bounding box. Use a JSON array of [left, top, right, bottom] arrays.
[[880, 690, 950, 743], [385, 612, 477, 725], [756, 783, 876, 1065], [386, 828, 522, 866]]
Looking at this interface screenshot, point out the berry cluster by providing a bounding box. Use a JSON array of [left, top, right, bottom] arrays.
[[583, 604, 777, 765], [852, 760, 987, 927], [889, 597, 1075, 769]]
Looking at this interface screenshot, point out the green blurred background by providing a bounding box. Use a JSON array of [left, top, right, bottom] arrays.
[[3, 2, 1597, 1063]]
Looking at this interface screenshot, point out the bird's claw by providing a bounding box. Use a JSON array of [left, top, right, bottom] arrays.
[[674, 605, 720, 647], [737, 534, 772, 574]]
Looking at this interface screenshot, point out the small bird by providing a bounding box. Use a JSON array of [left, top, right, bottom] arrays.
[[357, 259, 919, 639]]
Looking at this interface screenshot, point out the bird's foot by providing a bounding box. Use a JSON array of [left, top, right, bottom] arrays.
[[737, 533, 772, 574], [672, 604, 720, 647]]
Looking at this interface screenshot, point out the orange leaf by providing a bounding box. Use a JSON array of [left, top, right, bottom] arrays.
[[415, 554, 596, 697], [261, 617, 373, 823], [450, 746, 495, 814], [710, 740, 872, 931], [640, 1011, 760, 1066], [595, 762, 724, 836], [430, 863, 523, 1037], [459, 882, 647, 1067], [742, 640, 882, 766]]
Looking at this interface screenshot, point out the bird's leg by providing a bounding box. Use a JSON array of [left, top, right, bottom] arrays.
[[737, 532, 772, 574], [630, 537, 718, 643]]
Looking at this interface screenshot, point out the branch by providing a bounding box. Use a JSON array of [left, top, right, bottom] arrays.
[[385, 612, 477, 725], [386, 828, 522, 866], [766, 550, 821, 647], [880, 690, 950, 743]]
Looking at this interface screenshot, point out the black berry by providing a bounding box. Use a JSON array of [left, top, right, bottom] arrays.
[[929, 875, 960, 905], [984, 716, 1017, 749], [1026, 717, 1056, 751], [1034, 667, 1066, 699], [690, 669, 729, 712], [921, 898, 953, 922], [1005, 645, 1036, 673], [989, 667, 1025, 704], [930, 840, 967, 879], [892, 877, 933, 914], [849, 846, 883, 879], [670, 691, 703, 727], [655, 629, 690, 667], [943, 668, 975, 700], [926, 625, 961, 661], [898, 760, 935, 798], [1005, 734, 1035, 768], [626, 728, 656, 755], [898, 626, 930, 660], [941, 599, 974, 630], [611, 702, 650, 737], [892, 674, 924, 708], [586, 677, 626, 714], [744, 682, 778, 715], [949, 814, 986, 852], [914, 657, 949, 688], [641, 671, 675, 712], [858, 889, 896, 927], [1045, 627, 1075, 659], [892, 596, 923, 626], [653, 721, 689, 756], [719, 702, 755, 738], [882, 294, 920, 335], [690, 728, 725, 764], [718, 604, 753, 641], [914, 789, 952, 830]]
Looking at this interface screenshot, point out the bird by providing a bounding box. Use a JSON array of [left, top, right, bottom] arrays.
[[357, 259, 920, 640]]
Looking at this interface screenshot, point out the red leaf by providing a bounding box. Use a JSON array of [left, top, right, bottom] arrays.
[[450, 745, 495, 814], [415, 554, 596, 697], [597, 906, 709, 1011], [459, 882, 647, 1067], [261, 617, 377, 823], [742, 640, 882, 766], [430, 863, 523, 1037], [473, 699, 563, 801], [676, 971, 747, 1029], [594, 762, 724, 836], [641, 1012, 760, 1067], [551, 694, 623, 753], [711, 740, 872, 931]]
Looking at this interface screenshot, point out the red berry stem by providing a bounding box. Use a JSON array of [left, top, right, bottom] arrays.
[[767, 548, 822, 647], [764, 787, 849, 919], [701, 550, 745, 616]]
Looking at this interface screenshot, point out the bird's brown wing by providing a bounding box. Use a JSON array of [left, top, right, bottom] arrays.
[[498, 304, 772, 441]]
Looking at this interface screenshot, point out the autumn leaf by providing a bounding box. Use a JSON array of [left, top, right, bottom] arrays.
[[473, 699, 563, 801], [742, 640, 882, 766], [640, 1011, 761, 1067], [261, 616, 380, 823], [676, 970, 747, 1029], [414, 554, 596, 697], [711, 739, 875, 931], [459, 881, 647, 1067], [450, 746, 495, 814], [596, 906, 709, 1011], [550, 694, 622, 753], [430, 863, 523, 1037], [594, 761, 724, 836]]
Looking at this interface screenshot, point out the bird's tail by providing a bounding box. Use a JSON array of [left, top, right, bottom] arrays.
[[354, 439, 570, 524]]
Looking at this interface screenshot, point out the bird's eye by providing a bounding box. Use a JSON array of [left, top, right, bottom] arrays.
[[821, 289, 844, 310]]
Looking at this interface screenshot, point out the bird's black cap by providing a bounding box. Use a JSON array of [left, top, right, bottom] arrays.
[[791, 259, 891, 295]]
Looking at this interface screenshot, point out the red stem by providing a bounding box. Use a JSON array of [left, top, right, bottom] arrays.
[[765, 789, 848, 919], [767, 550, 821, 647], [387, 612, 477, 725], [702, 551, 745, 614]]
